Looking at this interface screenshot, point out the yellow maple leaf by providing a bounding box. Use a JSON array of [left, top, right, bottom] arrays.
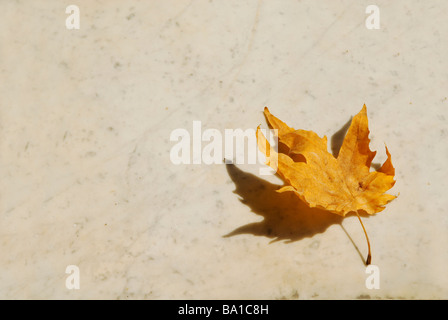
[[256, 105, 396, 265]]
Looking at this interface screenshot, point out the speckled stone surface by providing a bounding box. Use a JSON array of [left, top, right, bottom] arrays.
[[0, 0, 447, 299]]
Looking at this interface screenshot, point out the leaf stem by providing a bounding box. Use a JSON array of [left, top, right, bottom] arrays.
[[355, 211, 371, 265]]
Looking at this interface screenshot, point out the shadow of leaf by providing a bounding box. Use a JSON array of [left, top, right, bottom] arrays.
[[330, 115, 383, 172], [224, 163, 343, 243], [331, 117, 352, 158]]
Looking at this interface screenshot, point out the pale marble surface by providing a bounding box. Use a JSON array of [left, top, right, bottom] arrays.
[[0, 0, 447, 299]]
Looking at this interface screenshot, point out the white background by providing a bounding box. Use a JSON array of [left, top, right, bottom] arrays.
[[0, 1, 447, 299]]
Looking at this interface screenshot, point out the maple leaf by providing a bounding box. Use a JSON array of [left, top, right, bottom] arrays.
[[256, 105, 396, 265]]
